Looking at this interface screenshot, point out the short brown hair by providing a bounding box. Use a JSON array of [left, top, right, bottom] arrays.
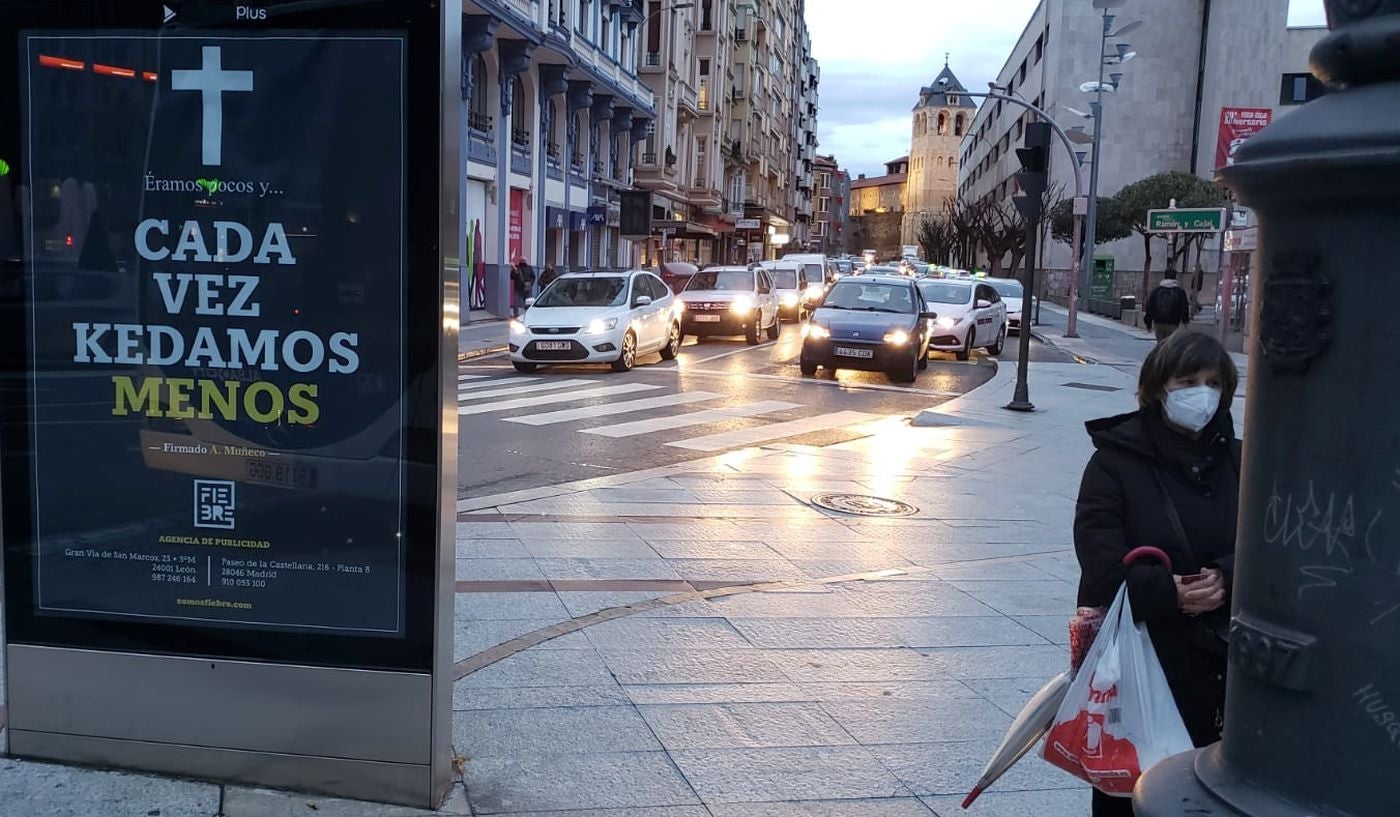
[[1137, 330, 1239, 409]]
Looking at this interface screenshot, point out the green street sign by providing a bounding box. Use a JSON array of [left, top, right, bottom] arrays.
[[1147, 207, 1226, 233]]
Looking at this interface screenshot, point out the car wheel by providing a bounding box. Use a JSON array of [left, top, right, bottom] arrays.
[[988, 324, 1007, 356], [659, 322, 681, 360], [917, 345, 929, 371], [799, 353, 818, 376], [745, 318, 760, 345], [956, 329, 973, 362], [889, 352, 918, 384], [765, 310, 780, 340], [512, 361, 538, 373], [611, 331, 637, 372]]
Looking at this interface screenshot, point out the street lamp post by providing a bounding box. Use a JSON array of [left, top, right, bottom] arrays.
[[961, 89, 1086, 336], [1076, 0, 1139, 335]]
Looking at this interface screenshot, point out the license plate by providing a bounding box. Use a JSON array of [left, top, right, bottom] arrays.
[[536, 341, 572, 350], [834, 346, 874, 359], [246, 459, 318, 489], [693, 314, 721, 323]]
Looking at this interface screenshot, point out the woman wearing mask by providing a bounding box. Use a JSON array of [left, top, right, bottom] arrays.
[[1073, 331, 1241, 817]]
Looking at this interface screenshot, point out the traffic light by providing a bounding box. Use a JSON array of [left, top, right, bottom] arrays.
[[1013, 121, 1051, 222]]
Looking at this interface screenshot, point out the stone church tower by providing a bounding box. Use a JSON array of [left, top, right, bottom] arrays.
[[901, 59, 976, 248]]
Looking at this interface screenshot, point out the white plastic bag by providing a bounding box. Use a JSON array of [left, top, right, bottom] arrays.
[[1041, 584, 1194, 796]]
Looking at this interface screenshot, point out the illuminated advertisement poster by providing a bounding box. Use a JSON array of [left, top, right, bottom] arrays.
[[20, 33, 407, 634], [1216, 107, 1273, 170]]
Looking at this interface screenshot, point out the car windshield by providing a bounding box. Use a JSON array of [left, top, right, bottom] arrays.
[[990, 281, 1024, 300], [685, 270, 753, 291], [822, 282, 915, 313], [767, 269, 798, 289], [918, 282, 974, 305], [534, 276, 628, 307]]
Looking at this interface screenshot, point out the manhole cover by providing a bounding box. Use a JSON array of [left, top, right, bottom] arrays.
[[810, 493, 918, 517]]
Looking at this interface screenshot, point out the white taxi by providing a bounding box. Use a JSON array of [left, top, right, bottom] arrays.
[[509, 271, 681, 373], [915, 278, 1009, 360]]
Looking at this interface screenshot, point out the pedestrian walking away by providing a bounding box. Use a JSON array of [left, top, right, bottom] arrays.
[[1072, 331, 1241, 817], [510, 259, 534, 317], [1143, 269, 1191, 342]]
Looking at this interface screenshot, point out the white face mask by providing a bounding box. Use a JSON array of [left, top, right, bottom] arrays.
[[1164, 385, 1222, 434]]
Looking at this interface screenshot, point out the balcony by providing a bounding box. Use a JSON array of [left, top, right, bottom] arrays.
[[512, 128, 532, 149], [467, 110, 493, 135], [643, 52, 661, 70], [642, 151, 658, 165], [677, 82, 700, 117], [735, 27, 748, 42]]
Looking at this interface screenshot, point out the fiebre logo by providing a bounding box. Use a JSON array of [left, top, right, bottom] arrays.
[[194, 479, 237, 529]]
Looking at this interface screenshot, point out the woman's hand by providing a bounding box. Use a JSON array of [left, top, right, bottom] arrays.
[[1174, 567, 1226, 615]]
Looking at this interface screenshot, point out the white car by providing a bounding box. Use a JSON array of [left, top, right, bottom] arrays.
[[677, 265, 781, 345], [510, 270, 681, 373], [915, 278, 1009, 360], [760, 261, 824, 321], [986, 277, 1038, 334]]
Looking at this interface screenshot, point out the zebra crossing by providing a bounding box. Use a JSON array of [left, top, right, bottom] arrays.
[[457, 371, 890, 452]]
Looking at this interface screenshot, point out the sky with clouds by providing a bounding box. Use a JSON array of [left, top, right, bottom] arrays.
[[806, 0, 1328, 179]]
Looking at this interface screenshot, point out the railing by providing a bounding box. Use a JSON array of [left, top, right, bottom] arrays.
[[570, 153, 584, 171], [468, 111, 493, 133], [644, 52, 661, 66], [593, 158, 605, 175], [642, 151, 657, 164], [735, 27, 747, 42], [547, 142, 561, 160], [512, 129, 532, 148], [693, 176, 707, 189]]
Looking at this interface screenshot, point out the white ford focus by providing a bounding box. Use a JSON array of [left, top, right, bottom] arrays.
[[509, 270, 682, 373]]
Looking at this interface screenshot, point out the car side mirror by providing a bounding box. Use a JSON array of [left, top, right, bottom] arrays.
[[976, 299, 992, 309], [524, 297, 536, 308], [920, 311, 938, 322], [634, 295, 653, 307]]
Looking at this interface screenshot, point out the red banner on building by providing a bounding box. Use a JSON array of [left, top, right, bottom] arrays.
[[1215, 107, 1273, 170], [508, 188, 525, 263]]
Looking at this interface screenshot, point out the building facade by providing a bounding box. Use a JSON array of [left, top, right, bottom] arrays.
[[901, 62, 974, 247], [847, 156, 908, 259], [956, 0, 1325, 299], [464, 0, 656, 318], [812, 154, 849, 255], [790, 17, 820, 252]]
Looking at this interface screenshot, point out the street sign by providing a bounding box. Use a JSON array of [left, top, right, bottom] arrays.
[[1147, 207, 1227, 233], [735, 217, 761, 229]]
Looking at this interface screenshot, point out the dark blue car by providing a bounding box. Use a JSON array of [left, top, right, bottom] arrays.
[[799, 275, 935, 384]]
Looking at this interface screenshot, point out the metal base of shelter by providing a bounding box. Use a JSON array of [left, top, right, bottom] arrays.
[[6, 645, 448, 808]]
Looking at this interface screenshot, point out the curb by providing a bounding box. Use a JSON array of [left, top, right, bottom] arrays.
[[458, 345, 508, 363]]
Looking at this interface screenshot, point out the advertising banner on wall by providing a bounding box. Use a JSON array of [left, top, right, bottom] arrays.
[[508, 188, 525, 263], [15, 33, 408, 636], [1216, 107, 1273, 170]]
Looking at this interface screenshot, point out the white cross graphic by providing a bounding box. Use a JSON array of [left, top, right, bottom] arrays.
[[171, 46, 253, 166]]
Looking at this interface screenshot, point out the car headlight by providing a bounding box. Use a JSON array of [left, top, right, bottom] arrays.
[[509, 319, 528, 335], [585, 317, 618, 335], [805, 284, 824, 299], [675, 300, 687, 311], [803, 323, 830, 339], [730, 296, 754, 313], [781, 293, 799, 307], [883, 329, 910, 345], [936, 316, 960, 329]]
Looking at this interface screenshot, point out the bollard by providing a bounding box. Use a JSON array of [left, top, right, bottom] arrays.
[[1133, 3, 1400, 816]]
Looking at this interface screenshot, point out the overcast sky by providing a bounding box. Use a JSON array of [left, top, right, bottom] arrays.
[[807, 0, 1328, 179]]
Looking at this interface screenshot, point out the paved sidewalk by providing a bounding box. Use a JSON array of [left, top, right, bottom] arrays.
[[460, 317, 509, 361], [3, 360, 1154, 816]]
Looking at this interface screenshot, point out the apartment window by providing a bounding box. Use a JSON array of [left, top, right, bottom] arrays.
[[954, 113, 965, 136], [948, 157, 956, 169], [468, 55, 491, 133], [646, 1, 661, 56], [1014, 119, 1023, 140], [1033, 35, 1043, 64], [580, 0, 592, 39], [1280, 73, 1325, 105], [819, 197, 829, 213], [1018, 60, 1027, 84], [937, 112, 948, 136], [601, 9, 612, 56], [701, 0, 713, 30], [947, 94, 959, 106], [510, 76, 529, 148]]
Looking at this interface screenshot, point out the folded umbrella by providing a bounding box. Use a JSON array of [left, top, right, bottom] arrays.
[[962, 670, 1071, 809]]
